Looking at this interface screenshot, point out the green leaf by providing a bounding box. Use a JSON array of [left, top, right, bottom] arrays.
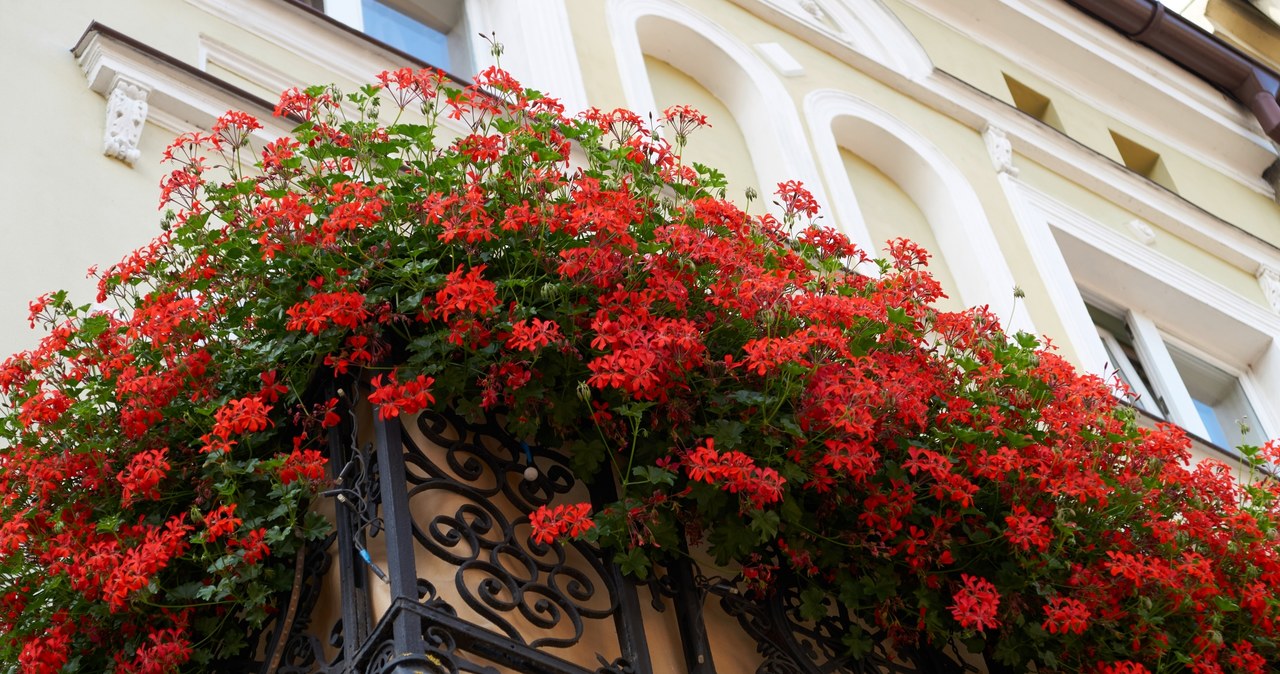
[[614, 548, 651, 580], [799, 586, 827, 621], [568, 437, 608, 479], [79, 314, 110, 341], [706, 419, 745, 450], [748, 508, 780, 541], [631, 465, 676, 487], [886, 306, 912, 327]]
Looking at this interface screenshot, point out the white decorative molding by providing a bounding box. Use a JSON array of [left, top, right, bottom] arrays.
[[805, 89, 1036, 335], [1259, 266, 1280, 313], [754, 42, 805, 77], [186, 0, 411, 87], [729, 0, 1279, 275], [799, 0, 826, 19], [1000, 179, 1280, 450], [73, 26, 294, 147], [1015, 181, 1280, 352], [900, 0, 1276, 197], [197, 34, 300, 101], [1127, 218, 1157, 246], [981, 124, 1017, 177], [907, 68, 1280, 279], [607, 0, 830, 213], [184, 0, 485, 135], [102, 75, 150, 166], [728, 0, 932, 80]]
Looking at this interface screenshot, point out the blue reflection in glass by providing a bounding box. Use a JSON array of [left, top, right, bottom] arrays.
[[361, 0, 451, 70]]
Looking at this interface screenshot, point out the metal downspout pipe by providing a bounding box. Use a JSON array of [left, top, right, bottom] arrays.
[[1064, 0, 1280, 144]]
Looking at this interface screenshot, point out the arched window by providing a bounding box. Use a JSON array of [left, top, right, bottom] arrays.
[[806, 90, 1034, 332]]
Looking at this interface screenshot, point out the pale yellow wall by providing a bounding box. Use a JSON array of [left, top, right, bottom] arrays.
[[567, 0, 630, 110], [0, 3, 173, 357]]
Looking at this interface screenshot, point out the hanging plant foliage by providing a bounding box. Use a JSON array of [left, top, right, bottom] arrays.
[[0, 62, 1277, 674]]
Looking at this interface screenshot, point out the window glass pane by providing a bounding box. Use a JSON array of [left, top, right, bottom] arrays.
[[1087, 305, 1163, 416], [1166, 344, 1266, 449], [361, 0, 451, 69]]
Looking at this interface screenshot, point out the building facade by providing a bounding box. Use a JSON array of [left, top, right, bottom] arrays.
[[3, 1, 1280, 672]]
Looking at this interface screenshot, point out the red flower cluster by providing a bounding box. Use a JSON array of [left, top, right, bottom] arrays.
[[202, 504, 241, 542], [1043, 595, 1090, 635], [285, 290, 369, 334], [117, 447, 170, 505], [949, 574, 1000, 632], [529, 503, 596, 545], [505, 317, 563, 351], [279, 448, 327, 485], [683, 439, 785, 511], [432, 265, 499, 321], [368, 371, 436, 420]]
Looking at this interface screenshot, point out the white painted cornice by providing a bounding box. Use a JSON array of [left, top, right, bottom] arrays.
[[718, 0, 1280, 284], [916, 68, 1280, 277], [73, 26, 294, 147], [897, 0, 1277, 195], [1017, 181, 1280, 344], [727, 0, 932, 80], [197, 34, 300, 100]]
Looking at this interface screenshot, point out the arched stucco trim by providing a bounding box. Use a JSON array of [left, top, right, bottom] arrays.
[[728, 0, 932, 80], [804, 88, 1035, 334], [607, 0, 828, 210]]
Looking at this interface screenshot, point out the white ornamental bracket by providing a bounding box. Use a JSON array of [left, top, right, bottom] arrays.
[[102, 75, 150, 166], [1258, 265, 1280, 314], [982, 124, 1019, 177]]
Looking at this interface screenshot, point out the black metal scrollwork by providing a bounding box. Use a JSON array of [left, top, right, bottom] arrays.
[[253, 389, 977, 674], [714, 572, 978, 674], [400, 409, 625, 661]]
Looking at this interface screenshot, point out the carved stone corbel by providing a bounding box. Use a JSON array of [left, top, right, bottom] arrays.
[[1258, 265, 1280, 313], [102, 75, 150, 166], [797, 0, 828, 20], [1127, 218, 1157, 245], [982, 124, 1018, 177]]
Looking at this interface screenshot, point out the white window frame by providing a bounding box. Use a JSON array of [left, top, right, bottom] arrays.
[[1092, 323, 1159, 416], [1088, 294, 1274, 455], [1161, 330, 1274, 448], [321, 0, 473, 75], [1002, 180, 1280, 461]]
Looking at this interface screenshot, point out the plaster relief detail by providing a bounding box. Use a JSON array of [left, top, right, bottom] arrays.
[[1127, 219, 1157, 246], [1259, 266, 1280, 313], [797, 0, 828, 20], [982, 124, 1018, 177], [102, 76, 150, 166]]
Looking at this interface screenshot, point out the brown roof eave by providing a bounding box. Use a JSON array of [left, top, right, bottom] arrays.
[[1064, 0, 1280, 144]]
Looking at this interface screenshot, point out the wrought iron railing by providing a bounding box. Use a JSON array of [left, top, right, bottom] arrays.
[[252, 380, 978, 674]]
